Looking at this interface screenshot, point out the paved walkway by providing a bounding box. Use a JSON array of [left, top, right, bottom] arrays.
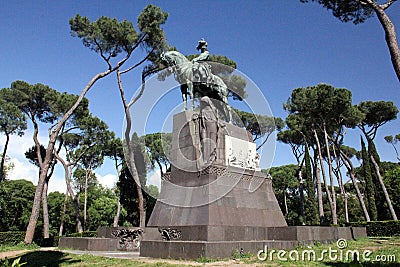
[[61, 249, 140, 259]]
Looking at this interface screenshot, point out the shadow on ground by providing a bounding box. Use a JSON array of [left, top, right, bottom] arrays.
[[1, 251, 81, 267]]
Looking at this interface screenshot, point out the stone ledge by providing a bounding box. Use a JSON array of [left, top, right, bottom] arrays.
[[59, 237, 118, 251], [140, 240, 298, 259]]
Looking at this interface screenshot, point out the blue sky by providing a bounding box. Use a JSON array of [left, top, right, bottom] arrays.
[[0, 1, 399, 192]]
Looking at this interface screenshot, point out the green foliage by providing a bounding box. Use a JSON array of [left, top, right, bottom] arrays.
[[0, 89, 27, 137], [285, 84, 363, 133], [1, 257, 26, 267], [67, 231, 98, 238], [383, 165, 400, 218], [70, 15, 138, 56], [300, 0, 374, 24], [267, 165, 301, 225], [233, 108, 284, 141], [9, 81, 59, 124], [137, 4, 168, 51], [0, 232, 25, 245], [87, 195, 120, 230], [70, 4, 168, 68], [349, 220, 400, 237], [357, 100, 398, 140], [143, 132, 171, 174], [47, 191, 75, 236], [0, 88, 27, 180], [0, 180, 35, 232]]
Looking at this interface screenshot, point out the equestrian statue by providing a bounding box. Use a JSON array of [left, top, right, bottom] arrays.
[[161, 39, 232, 122]]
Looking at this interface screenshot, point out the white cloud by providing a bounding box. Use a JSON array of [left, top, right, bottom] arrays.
[[147, 169, 161, 190], [8, 157, 39, 184], [96, 173, 118, 189], [2, 131, 120, 193]]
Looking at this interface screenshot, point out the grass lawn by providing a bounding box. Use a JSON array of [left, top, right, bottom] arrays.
[[1, 237, 399, 266]]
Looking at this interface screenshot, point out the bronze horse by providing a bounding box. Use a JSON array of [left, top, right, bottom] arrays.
[[161, 51, 232, 122]]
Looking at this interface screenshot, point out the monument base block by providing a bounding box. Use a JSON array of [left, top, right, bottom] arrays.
[[140, 111, 366, 259], [140, 226, 367, 259]]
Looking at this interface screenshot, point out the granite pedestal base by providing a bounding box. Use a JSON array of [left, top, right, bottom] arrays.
[[140, 111, 366, 259], [140, 226, 367, 259]]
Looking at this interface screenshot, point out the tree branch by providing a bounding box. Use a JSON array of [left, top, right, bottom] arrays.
[[380, 0, 397, 10], [120, 48, 155, 74]]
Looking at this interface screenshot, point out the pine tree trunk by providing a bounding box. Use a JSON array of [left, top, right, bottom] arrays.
[[340, 150, 370, 222], [66, 169, 83, 233], [113, 198, 121, 227], [305, 145, 318, 225], [117, 70, 146, 228], [370, 154, 398, 220], [83, 163, 91, 232], [24, 138, 56, 244], [59, 190, 69, 237], [314, 158, 325, 224], [323, 125, 337, 225], [313, 129, 333, 223], [54, 152, 84, 233], [371, 2, 400, 83], [25, 63, 120, 244], [42, 179, 50, 239], [0, 133, 10, 181]]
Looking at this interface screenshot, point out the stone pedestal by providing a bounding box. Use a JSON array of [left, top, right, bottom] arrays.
[[140, 111, 366, 259]]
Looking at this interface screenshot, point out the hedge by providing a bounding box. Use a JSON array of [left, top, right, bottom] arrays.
[[67, 231, 98, 238], [347, 220, 400, 237], [0, 231, 25, 245]]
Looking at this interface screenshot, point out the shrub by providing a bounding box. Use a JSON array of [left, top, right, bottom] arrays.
[[347, 220, 400, 237], [67, 231, 98, 238], [0, 231, 25, 245]]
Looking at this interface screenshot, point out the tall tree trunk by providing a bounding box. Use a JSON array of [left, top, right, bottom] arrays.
[[370, 154, 398, 220], [313, 129, 333, 223], [59, 190, 69, 237], [299, 178, 305, 225], [332, 146, 349, 223], [24, 54, 128, 244], [117, 69, 147, 228], [113, 198, 121, 227], [282, 190, 288, 215], [67, 171, 83, 233], [0, 133, 10, 181], [304, 144, 318, 225], [340, 150, 371, 222], [323, 124, 337, 225], [83, 161, 92, 231], [42, 178, 50, 239], [369, 0, 400, 83], [24, 136, 56, 244], [54, 152, 83, 233], [313, 149, 325, 224]]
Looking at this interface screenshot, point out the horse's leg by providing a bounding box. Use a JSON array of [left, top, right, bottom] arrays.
[[188, 82, 194, 111], [222, 94, 232, 123], [181, 84, 187, 110]]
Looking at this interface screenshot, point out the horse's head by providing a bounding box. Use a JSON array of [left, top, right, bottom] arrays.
[[161, 51, 189, 67], [160, 51, 174, 67]]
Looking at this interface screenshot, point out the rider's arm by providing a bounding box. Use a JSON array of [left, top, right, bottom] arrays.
[[192, 51, 210, 62]]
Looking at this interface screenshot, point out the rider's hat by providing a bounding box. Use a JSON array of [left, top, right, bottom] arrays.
[[196, 38, 208, 50]]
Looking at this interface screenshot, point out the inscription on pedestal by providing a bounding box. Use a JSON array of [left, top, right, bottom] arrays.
[[225, 135, 258, 169]]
